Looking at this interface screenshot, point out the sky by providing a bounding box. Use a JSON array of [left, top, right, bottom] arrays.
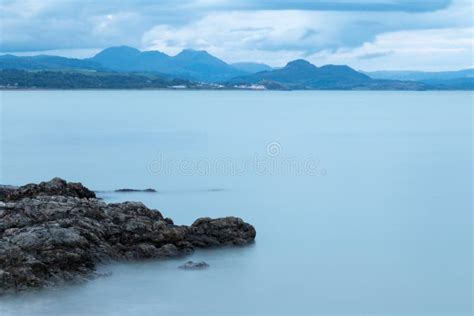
[[0, 0, 473, 71]]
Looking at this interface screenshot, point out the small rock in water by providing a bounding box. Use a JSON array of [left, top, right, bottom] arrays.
[[115, 188, 157, 193], [179, 261, 210, 270]]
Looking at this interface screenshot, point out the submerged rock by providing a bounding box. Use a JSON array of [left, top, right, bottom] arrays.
[[179, 261, 209, 270], [0, 178, 256, 294], [114, 188, 157, 193]]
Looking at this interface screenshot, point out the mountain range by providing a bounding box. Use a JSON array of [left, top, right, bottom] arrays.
[[87, 46, 246, 82], [230, 59, 372, 89], [229, 59, 438, 90], [0, 46, 472, 90]]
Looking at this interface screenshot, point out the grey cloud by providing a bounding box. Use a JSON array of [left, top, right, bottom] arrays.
[[0, 0, 465, 57]]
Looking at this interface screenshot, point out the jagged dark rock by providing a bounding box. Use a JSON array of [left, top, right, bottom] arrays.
[[1, 177, 96, 201], [0, 185, 17, 201], [0, 178, 255, 294], [187, 217, 257, 247], [179, 261, 209, 270]]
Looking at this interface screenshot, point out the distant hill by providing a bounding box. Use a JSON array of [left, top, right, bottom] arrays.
[[365, 69, 474, 81], [0, 54, 104, 71], [422, 78, 474, 90], [0, 46, 247, 83], [226, 59, 425, 90], [170, 49, 245, 82], [88, 46, 173, 74], [88, 46, 245, 82], [229, 59, 373, 89], [0, 69, 193, 89], [364, 69, 474, 90], [231, 62, 273, 73]]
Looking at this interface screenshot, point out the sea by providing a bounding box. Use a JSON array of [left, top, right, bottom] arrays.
[[0, 90, 472, 315]]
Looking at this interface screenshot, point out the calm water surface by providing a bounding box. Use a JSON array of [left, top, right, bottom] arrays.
[[0, 91, 472, 315]]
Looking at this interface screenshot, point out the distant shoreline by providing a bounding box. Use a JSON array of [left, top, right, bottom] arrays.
[[2, 54, 473, 91]]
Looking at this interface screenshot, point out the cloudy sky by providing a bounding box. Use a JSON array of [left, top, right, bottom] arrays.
[[0, 0, 472, 70]]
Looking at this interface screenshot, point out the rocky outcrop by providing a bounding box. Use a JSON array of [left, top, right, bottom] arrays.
[[0, 179, 255, 294], [1, 177, 96, 201], [187, 217, 257, 247], [0, 185, 17, 201]]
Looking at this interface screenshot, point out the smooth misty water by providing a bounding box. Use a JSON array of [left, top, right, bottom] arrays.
[[0, 91, 472, 316]]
